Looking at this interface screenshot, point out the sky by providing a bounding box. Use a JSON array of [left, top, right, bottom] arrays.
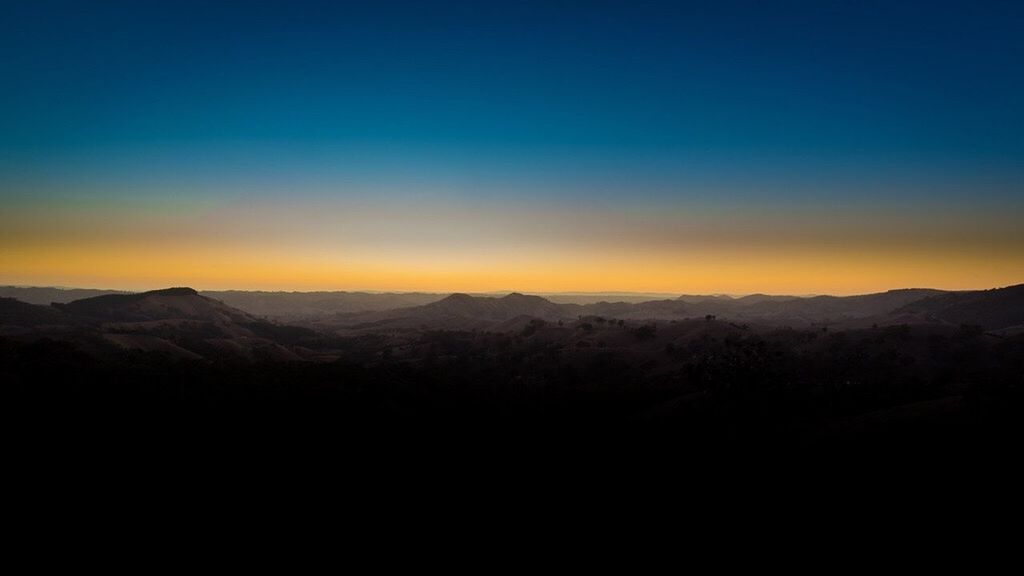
[[2, 0, 1023, 294]]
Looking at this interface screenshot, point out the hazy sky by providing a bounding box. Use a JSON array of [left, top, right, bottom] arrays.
[[2, 0, 1023, 293]]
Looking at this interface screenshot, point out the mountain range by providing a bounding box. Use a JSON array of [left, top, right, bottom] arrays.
[[0, 286, 671, 318], [1, 287, 334, 361], [314, 285, 1023, 334], [2, 284, 1022, 359]]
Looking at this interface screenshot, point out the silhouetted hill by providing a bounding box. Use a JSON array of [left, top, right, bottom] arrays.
[[582, 289, 948, 325], [733, 293, 801, 305], [55, 287, 256, 324], [541, 292, 678, 304], [675, 294, 734, 303], [3, 288, 338, 361], [6, 307, 1021, 455], [719, 289, 947, 324], [312, 287, 1014, 332], [4, 285, 982, 328], [0, 286, 125, 304], [320, 292, 572, 333], [893, 284, 1024, 330], [424, 292, 565, 320], [201, 289, 444, 319], [6, 283, 1022, 336], [0, 297, 72, 327]]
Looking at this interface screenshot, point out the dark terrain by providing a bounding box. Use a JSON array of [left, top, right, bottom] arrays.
[[3, 283, 1022, 457]]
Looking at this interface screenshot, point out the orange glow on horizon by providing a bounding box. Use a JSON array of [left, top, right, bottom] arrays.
[[3, 239, 1022, 295], [4, 197, 1022, 295]]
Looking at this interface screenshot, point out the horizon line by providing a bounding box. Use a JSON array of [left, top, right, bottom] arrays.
[[5, 282, 1022, 299]]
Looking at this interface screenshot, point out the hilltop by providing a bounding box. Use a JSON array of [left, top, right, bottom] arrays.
[[3, 287, 338, 361], [54, 287, 256, 324]]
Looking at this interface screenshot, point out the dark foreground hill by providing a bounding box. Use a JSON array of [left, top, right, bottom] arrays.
[[4, 287, 343, 361], [3, 283, 1022, 456], [4, 280, 1019, 446], [0, 297, 74, 328], [4, 312, 1021, 456]]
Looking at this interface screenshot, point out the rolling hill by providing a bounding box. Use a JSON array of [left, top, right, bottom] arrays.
[[0, 286, 125, 305], [318, 292, 573, 333], [311, 288, 977, 333], [0, 297, 74, 328], [201, 289, 445, 319], [54, 287, 256, 324], [5, 287, 336, 361], [891, 284, 1024, 330], [5, 284, 1023, 337]]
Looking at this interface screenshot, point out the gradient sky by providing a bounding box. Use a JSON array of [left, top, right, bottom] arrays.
[[2, 0, 1023, 293]]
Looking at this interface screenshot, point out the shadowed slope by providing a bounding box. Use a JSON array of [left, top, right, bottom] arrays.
[[0, 298, 73, 327], [716, 288, 948, 324], [319, 292, 572, 333], [894, 284, 1024, 330], [423, 292, 566, 320], [9, 288, 328, 361], [55, 287, 256, 324], [200, 289, 444, 319], [0, 286, 125, 305], [315, 288, 996, 332]]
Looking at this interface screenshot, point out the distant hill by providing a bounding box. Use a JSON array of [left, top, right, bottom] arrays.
[[310, 287, 965, 334], [0, 286, 445, 318], [581, 289, 948, 325], [732, 293, 801, 305], [892, 284, 1024, 330], [4, 285, 988, 328], [676, 294, 734, 304], [716, 289, 948, 324], [201, 289, 444, 319], [55, 287, 256, 324], [0, 286, 125, 305], [320, 292, 573, 333], [540, 292, 680, 304], [4, 284, 1024, 372], [6, 284, 1022, 333], [423, 292, 565, 320], [3, 287, 334, 361], [201, 290, 679, 315]]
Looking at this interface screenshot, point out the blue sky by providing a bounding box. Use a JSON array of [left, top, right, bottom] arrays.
[[4, 1, 1022, 180], [2, 1, 1022, 291]]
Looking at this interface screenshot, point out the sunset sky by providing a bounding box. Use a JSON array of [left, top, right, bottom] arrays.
[[2, 1, 1022, 294]]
